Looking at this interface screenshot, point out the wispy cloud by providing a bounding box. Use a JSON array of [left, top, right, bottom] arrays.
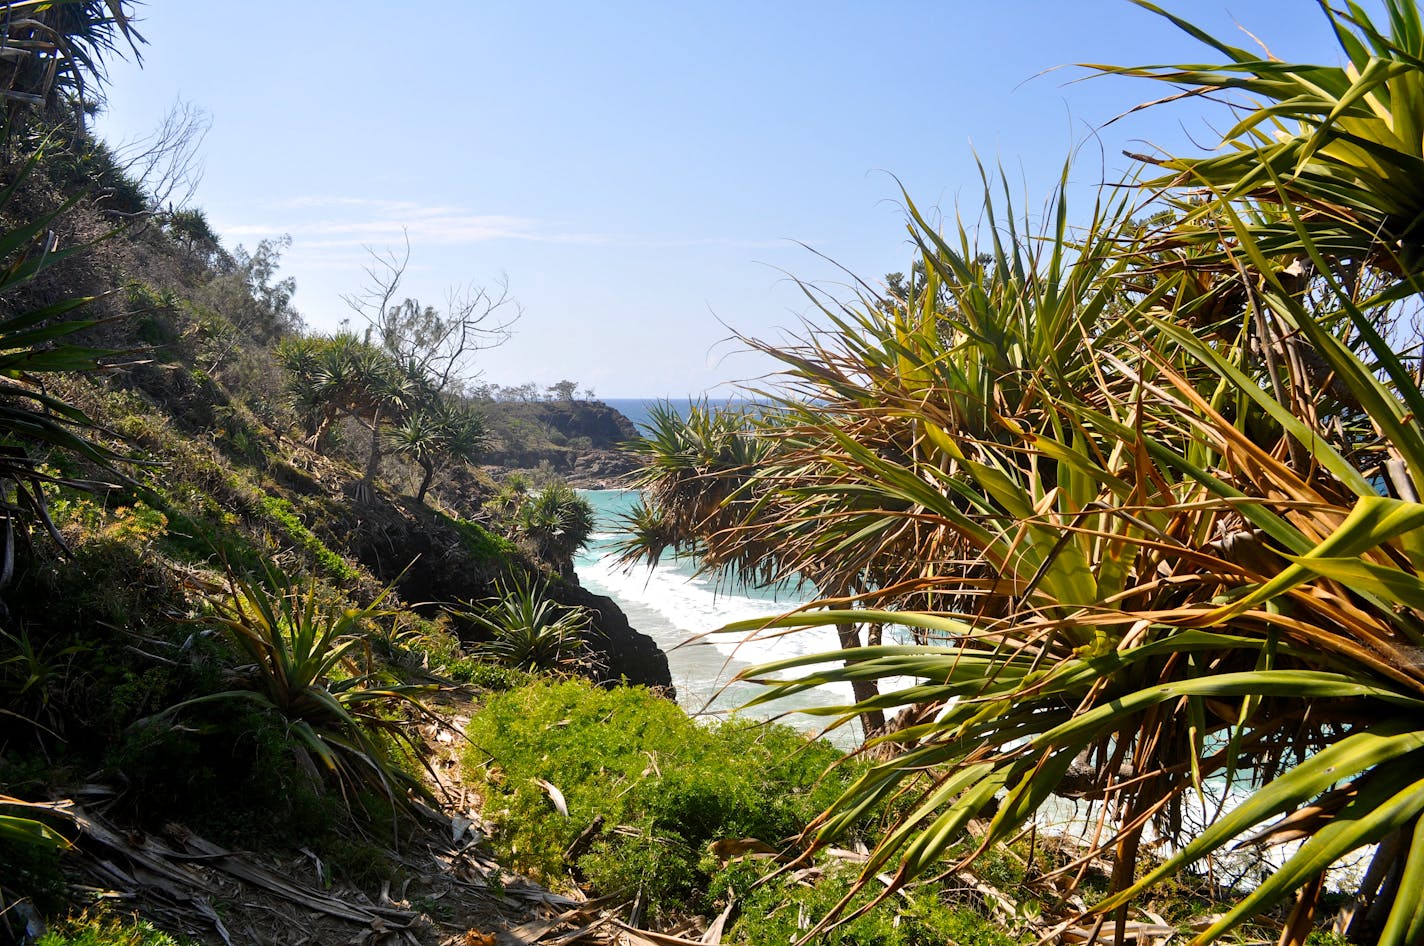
[[217, 195, 788, 252]]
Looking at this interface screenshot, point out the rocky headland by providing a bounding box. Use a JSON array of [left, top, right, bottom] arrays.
[[478, 398, 641, 487]]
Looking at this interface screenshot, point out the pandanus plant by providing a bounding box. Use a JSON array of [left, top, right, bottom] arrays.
[[734, 211, 1424, 943], [710, 88, 1424, 946], [1095, 0, 1424, 277], [619, 4, 1424, 941], [717, 73, 1424, 946], [142, 564, 436, 815]]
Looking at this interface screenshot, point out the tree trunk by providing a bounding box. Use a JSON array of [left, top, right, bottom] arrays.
[[836, 620, 886, 739], [309, 410, 336, 452], [416, 461, 434, 503], [363, 407, 383, 487]]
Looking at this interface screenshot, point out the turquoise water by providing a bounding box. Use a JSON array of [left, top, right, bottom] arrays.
[[575, 487, 862, 743]]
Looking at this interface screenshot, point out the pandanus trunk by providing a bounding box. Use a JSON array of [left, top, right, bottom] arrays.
[[415, 460, 435, 503], [362, 407, 383, 489], [836, 620, 886, 738]]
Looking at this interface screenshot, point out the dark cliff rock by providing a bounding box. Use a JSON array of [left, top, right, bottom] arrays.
[[351, 496, 671, 690], [562, 449, 639, 488], [554, 579, 674, 693]]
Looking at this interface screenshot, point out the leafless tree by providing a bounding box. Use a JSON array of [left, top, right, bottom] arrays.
[[342, 231, 520, 394], [112, 95, 210, 210]]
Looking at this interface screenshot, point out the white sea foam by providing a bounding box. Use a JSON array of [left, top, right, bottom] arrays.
[[577, 548, 857, 701], [576, 489, 934, 745]]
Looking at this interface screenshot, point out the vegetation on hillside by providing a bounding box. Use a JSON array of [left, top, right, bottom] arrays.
[[0, 5, 643, 943], [463, 679, 1027, 944]]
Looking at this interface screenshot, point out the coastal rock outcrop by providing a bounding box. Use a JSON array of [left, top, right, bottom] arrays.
[[554, 580, 674, 693], [479, 399, 640, 486]]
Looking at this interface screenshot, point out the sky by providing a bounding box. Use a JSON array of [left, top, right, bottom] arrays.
[[93, 2, 1369, 397]]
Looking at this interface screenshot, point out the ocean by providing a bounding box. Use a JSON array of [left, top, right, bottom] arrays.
[[574, 398, 864, 742], [574, 486, 863, 744], [599, 397, 761, 435]]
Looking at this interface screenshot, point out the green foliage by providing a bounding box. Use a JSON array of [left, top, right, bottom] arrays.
[[36, 912, 195, 946], [722, 861, 1026, 946], [0, 149, 133, 581], [255, 492, 357, 581], [277, 329, 489, 499], [108, 702, 337, 844], [513, 481, 594, 571], [134, 315, 179, 353], [1096, 0, 1424, 272], [463, 679, 853, 920], [0, 800, 69, 918], [616, 400, 770, 575], [385, 399, 487, 502], [122, 280, 178, 315], [454, 574, 592, 673], [229, 236, 300, 338], [145, 564, 433, 815], [442, 657, 529, 690], [1, 535, 217, 752], [437, 511, 518, 563], [163, 207, 221, 261], [0, 2, 144, 134]]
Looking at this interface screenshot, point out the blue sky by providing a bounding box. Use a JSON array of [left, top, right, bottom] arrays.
[[96, 2, 1364, 397]]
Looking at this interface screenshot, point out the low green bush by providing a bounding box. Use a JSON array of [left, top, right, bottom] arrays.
[[36, 912, 195, 946], [463, 678, 854, 921], [719, 859, 1027, 946], [442, 658, 528, 691]]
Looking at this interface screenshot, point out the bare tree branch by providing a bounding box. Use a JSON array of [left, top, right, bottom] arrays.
[[112, 95, 210, 210], [343, 232, 520, 395]]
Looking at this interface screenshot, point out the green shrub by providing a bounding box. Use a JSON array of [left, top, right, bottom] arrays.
[[1, 539, 221, 756], [443, 658, 528, 691], [154, 564, 432, 815], [454, 574, 593, 673], [36, 912, 195, 946], [463, 679, 853, 920], [720, 860, 1027, 946]]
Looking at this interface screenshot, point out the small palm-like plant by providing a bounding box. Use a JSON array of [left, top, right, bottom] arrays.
[[455, 574, 592, 674], [148, 564, 435, 812], [513, 481, 595, 574], [616, 399, 771, 576], [385, 399, 486, 503]]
